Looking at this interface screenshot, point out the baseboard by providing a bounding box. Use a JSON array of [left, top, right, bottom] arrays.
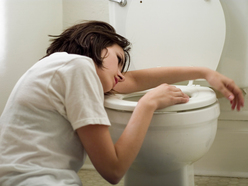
[[195, 170, 248, 178], [81, 165, 248, 178]]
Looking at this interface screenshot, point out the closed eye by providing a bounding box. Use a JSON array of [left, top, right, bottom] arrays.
[[117, 55, 125, 71], [117, 55, 124, 66]]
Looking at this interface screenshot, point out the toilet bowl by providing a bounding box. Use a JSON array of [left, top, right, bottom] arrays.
[[105, 86, 220, 186], [106, 0, 248, 185]]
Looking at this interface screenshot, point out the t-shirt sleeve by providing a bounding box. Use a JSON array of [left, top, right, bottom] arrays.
[[48, 57, 111, 130]]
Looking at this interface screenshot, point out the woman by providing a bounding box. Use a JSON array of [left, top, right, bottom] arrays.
[[0, 21, 244, 186]]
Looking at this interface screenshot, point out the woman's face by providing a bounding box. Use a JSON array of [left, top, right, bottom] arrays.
[[95, 44, 126, 93]]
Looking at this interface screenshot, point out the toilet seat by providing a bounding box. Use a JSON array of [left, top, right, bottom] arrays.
[[104, 85, 217, 112]]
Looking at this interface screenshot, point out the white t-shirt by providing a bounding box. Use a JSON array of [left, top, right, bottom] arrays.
[[0, 52, 111, 186]]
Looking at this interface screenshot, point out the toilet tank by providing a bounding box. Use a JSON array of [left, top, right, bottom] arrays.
[[217, 0, 248, 88]]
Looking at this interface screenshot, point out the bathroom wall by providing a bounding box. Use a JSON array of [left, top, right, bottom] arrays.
[[1, 0, 247, 178], [0, 0, 63, 114], [0, 0, 109, 114], [62, 0, 109, 28]]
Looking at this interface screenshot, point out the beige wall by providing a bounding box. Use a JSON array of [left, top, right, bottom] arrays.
[[63, 0, 109, 29]]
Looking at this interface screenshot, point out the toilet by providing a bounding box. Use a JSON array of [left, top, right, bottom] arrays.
[[105, 0, 248, 185], [105, 87, 219, 186]]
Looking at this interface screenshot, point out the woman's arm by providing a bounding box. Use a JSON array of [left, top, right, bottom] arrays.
[[114, 66, 206, 93], [77, 84, 189, 184], [114, 66, 244, 111]]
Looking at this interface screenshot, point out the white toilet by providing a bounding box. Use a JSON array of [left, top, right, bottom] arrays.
[[105, 0, 248, 185]]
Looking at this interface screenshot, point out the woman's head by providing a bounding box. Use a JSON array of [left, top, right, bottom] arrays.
[[45, 20, 131, 72]]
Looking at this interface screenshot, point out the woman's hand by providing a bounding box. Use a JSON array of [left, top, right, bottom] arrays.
[[205, 69, 244, 111], [140, 84, 189, 111]]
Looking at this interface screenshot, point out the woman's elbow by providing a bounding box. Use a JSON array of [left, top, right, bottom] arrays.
[[106, 177, 122, 185], [102, 169, 125, 185]]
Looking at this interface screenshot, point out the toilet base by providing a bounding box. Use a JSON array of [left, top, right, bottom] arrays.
[[124, 164, 195, 186]]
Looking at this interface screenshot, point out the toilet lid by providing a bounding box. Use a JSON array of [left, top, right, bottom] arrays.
[[104, 86, 217, 112], [110, 0, 226, 70]]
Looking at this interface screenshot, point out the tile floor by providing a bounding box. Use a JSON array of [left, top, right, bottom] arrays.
[[78, 169, 248, 186]]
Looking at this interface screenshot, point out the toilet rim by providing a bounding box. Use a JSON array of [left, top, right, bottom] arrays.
[[104, 85, 217, 112]]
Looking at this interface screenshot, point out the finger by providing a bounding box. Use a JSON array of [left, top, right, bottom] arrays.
[[173, 96, 189, 104], [173, 89, 189, 98], [228, 94, 235, 102], [175, 91, 189, 103], [235, 91, 245, 108], [182, 93, 190, 101], [216, 83, 234, 102], [235, 96, 242, 111], [227, 84, 244, 109], [231, 97, 237, 110], [182, 96, 189, 103]]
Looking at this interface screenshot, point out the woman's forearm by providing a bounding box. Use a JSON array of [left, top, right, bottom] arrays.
[[115, 66, 210, 93]]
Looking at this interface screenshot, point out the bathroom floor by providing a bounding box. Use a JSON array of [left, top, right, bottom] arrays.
[[78, 169, 248, 186]]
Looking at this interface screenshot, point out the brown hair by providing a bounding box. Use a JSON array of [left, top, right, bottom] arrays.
[[44, 20, 131, 72]]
